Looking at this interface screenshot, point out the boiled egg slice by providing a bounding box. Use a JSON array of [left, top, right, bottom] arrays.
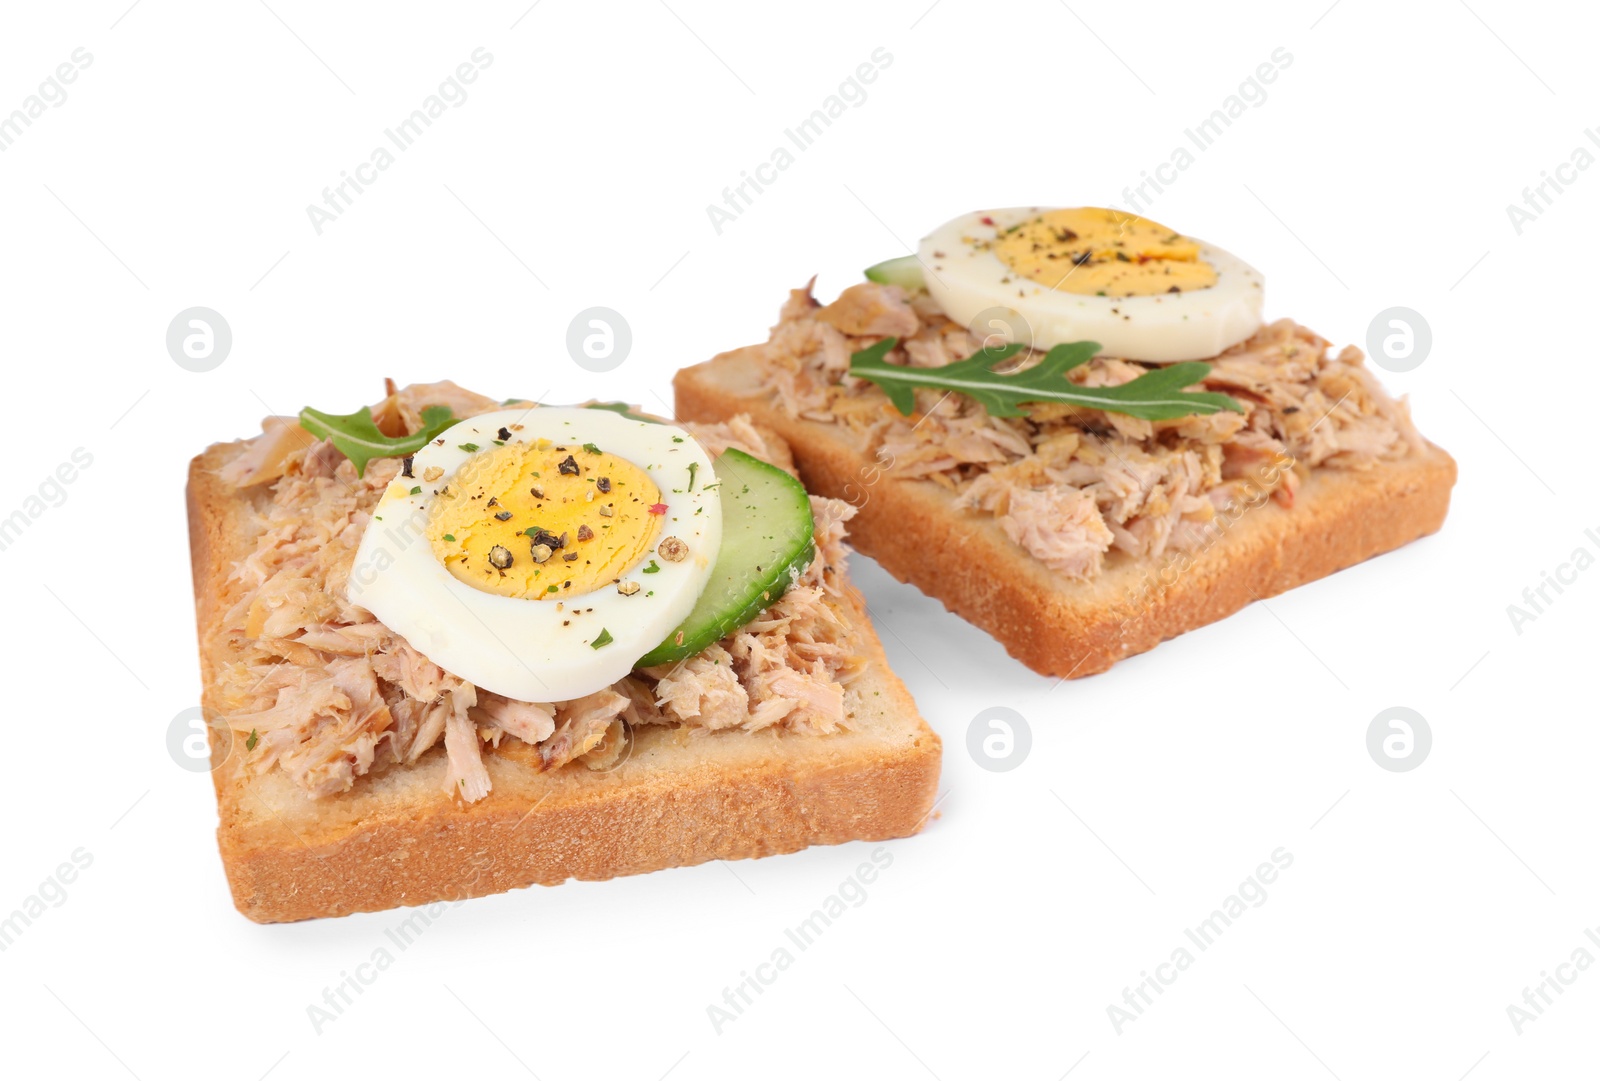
[[919, 207, 1264, 362], [347, 407, 721, 703]]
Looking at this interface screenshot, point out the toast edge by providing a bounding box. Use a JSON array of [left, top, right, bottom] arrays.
[[187, 444, 940, 924], [674, 355, 1458, 680]]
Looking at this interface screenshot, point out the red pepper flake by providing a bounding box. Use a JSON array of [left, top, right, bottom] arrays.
[[980, 215, 996, 226], [648, 503, 668, 515]]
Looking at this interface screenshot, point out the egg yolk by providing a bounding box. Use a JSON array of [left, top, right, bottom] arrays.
[[423, 439, 662, 600], [991, 208, 1218, 297]]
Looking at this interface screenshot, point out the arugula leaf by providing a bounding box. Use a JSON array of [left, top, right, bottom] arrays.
[[298, 403, 457, 477], [848, 337, 1243, 421], [584, 402, 663, 424]]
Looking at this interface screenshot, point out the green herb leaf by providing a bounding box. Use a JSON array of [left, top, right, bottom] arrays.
[[641, 559, 660, 574], [409, 485, 422, 495], [458, 442, 480, 453], [591, 628, 614, 649], [585, 402, 662, 424], [582, 442, 602, 455], [848, 338, 1245, 421], [687, 461, 699, 491], [297, 404, 457, 477], [245, 728, 258, 752], [443, 534, 455, 542]]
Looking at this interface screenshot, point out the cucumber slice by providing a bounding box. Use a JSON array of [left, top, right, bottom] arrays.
[[864, 254, 925, 291], [636, 449, 815, 668]]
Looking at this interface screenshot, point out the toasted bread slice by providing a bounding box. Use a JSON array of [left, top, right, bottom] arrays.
[[187, 441, 939, 924], [675, 353, 1457, 679]]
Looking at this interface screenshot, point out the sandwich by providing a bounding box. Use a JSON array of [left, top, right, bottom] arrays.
[[186, 381, 938, 922], [674, 206, 1456, 678]]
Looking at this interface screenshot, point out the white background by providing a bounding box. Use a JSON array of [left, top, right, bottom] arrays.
[[0, 1, 1595, 1077]]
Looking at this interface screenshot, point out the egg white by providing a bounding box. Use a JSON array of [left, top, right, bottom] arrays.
[[346, 407, 721, 703], [918, 207, 1265, 363]]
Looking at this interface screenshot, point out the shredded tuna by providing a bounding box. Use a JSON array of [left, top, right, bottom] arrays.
[[815, 282, 921, 338], [230, 658, 393, 799], [218, 416, 310, 488], [958, 473, 1113, 579], [470, 693, 556, 745], [540, 690, 631, 770], [650, 643, 750, 730], [681, 416, 794, 474], [734, 281, 1426, 574], [717, 497, 861, 734], [212, 385, 857, 803], [440, 683, 488, 801]]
